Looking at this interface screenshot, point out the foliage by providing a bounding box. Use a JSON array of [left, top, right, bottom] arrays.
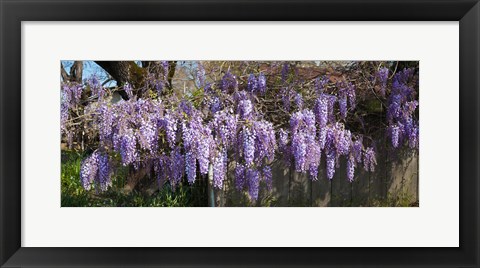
[[62, 151, 194, 207], [61, 61, 419, 205]]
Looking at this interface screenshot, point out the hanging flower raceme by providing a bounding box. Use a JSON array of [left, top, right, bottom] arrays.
[[95, 101, 113, 147], [97, 153, 112, 191], [295, 93, 304, 110], [213, 147, 228, 189], [363, 147, 377, 172], [185, 150, 197, 184], [163, 112, 178, 149], [145, 73, 164, 96], [376, 67, 389, 96], [181, 105, 214, 181], [80, 152, 99, 191], [161, 61, 169, 82], [220, 71, 238, 92], [325, 149, 336, 180], [337, 81, 356, 119], [196, 63, 206, 88], [334, 124, 351, 157], [278, 128, 290, 164], [262, 165, 273, 191], [247, 168, 260, 201], [237, 99, 253, 120], [252, 120, 277, 164], [212, 110, 238, 147], [290, 109, 321, 179], [87, 76, 106, 99], [247, 73, 258, 92], [387, 68, 419, 149], [235, 163, 246, 191], [314, 94, 329, 128], [246, 72, 268, 95], [242, 125, 255, 167], [124, 82, 133, 99], [62, 82, 83, 107], [281, 62, 290, 82], [60, 82, 84, 134], [119, 128, 137, 166], [258, 73, 267, 94], [352, 137, 363, 164], [170, 146, 185, 187], [154, 154, 170, 187], [346, 154, 356, 182], [80, 151, 112, 191], [137, 115, 158, 154]]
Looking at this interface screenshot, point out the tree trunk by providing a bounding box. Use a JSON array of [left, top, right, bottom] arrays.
[[94, 61, 146, 100], [94, 61, 177, 100], [61, 61, 83, 83]]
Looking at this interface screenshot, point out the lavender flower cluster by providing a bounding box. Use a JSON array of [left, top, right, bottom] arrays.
[[247, 73, 267, 95], [336, 81, 356, 119], [386, 68, 419, 149], [376, 67, 389, 96], [60, 82, 83, 134], [80, 150, 111, 191], [62, 61, 418, 201]]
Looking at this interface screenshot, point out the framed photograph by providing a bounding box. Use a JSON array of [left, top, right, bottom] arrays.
[[1, 0, 478, 267]]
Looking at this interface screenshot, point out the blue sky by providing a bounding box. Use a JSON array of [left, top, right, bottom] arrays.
[[61, 60, 117, 87]]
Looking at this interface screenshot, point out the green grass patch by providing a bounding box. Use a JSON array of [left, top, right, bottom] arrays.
[[61, 150, 198, 207]]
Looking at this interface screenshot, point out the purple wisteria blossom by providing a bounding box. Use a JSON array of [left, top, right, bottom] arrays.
[[247, 168, 260, 201], [120, 128, 137, 166], [212, 110, 238, 146], [257, 73, 267, 94], [97, 152, 111, 191], [314, 76, 329, 95], [68, 62, 417, 201], [376, 67, 389, 96], [325, 149, 336, 180], [185, 151, 197, 184], [387, 68, 418, 149], [242, 125, 255, 166], [87, 76, 104, 98], [262, 165, 273, 191], [80, 152, 99, 191], [346, 154, 356, 182], [247, 73, 258, 92], [295, 93, 304, 109], [235, 163, 246, 191], [253, 120, 276, 163], [213, 148, 227, 189], [170, 146, 185, 186], [290, 109, 321, 178], [220, 71, 238, 92], [196, 63, 206, 88], [238, 99, 253, 120], [363, 147, 377, 172], [163, 113, 177, 149]]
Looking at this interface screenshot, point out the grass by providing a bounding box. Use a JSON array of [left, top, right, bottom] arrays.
[[61, 150, 198, 207], [370, 192, 418, 207]]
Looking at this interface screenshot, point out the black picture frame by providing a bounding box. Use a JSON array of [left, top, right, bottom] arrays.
[[1, 0, 479, 267]]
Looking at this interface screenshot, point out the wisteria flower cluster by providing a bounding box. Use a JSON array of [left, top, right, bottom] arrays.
[[376, 67, 389, 96], [384, 68, 419, 149], [60, 82, 83, 134], [61, 61, 419, 204], [80, 150, 111, 192]]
